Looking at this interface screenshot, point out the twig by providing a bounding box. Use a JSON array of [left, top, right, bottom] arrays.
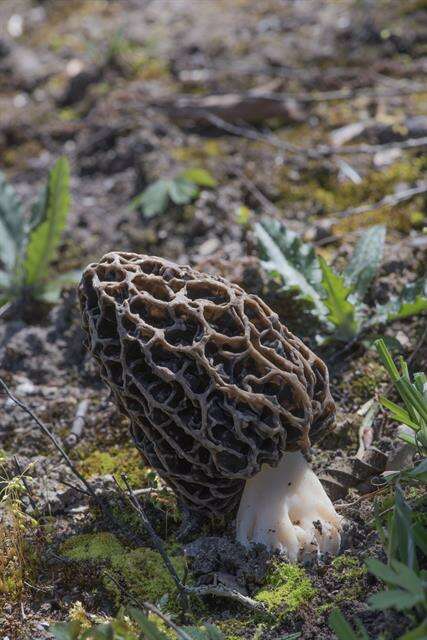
[[0, 301, 12, 319], [0, 378, 99, 505], [105, 573, 195, 640], [133, 485, 173, 497], [60, 478, 91, 497], [336, 486, 388, 512], [184, 582, 266, 612], [331, 136, 427, 156], [65, 399, 90, 448], [235, 168, 281, 216], [205, 112, 303, 156], [270, 86, 427, 103], [141, 602, 194, 640], [117, 474, 187, 600], [205, 112, 427, 159], [330, 182, 427, 221], [116, 474, 266, 614]]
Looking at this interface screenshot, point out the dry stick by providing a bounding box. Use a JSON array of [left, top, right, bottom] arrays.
[[105, 572, 195, 640], [184, 582, 266, 613], [235, 168, 281, 216], [60, 478, 92, 497], [118, 474, 266, 614], [117, 474, 187, 599], [330, 182, 427, 221], [205, 112, 303, 156], [142, 602, 195, 640], [336, 486, 388, 512], [205, 112, 427, 159], [0, 378, 98, 505], [333, 135, 427, 156], [65, 398, 90, 448], [262, 85, 427, 103]]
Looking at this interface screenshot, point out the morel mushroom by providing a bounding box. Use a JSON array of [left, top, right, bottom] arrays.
[[79, 252, 342, 560]]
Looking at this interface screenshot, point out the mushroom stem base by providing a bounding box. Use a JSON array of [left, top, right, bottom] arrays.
[[236, 452, 342, 561]]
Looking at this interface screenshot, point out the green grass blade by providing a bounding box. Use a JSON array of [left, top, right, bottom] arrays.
[[328, 609, 361, 639], [399, 621, 427, 640], [375, 338, 401, 382], [396, 379, 427, 424], [23, 157, 71, 287], [378, 396, 420, 431], [394, 486, 417, 570]]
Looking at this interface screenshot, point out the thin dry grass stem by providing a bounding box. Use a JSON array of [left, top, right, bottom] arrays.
[[116, 474, 267, 614], [0, 377, 99, 505], [104, 572, 195, 640], [205, 112, 427, 159], [0, 458, 36, 598], [336, 486, 388, 512], [115, 473, 189, 609]]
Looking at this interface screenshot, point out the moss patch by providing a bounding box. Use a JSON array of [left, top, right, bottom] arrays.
[[255, 562, 315, 614], [274, 157, 426, 234], [77, 445, 147, 488], [319, 554, 367, 614], [60, 532, 124, 561], [61, 532, 186, 611]]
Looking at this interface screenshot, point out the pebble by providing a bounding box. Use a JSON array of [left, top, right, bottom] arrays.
[[198, 237, 220, 256]]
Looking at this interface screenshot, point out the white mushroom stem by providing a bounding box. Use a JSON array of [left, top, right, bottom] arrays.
[[236, 452, 342, 562]]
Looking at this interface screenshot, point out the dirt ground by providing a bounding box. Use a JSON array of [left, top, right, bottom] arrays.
[[0, 1, 426, 639]]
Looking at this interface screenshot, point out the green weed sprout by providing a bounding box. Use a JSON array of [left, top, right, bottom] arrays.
[[131, 168, 216, 218], [0, 157, 78, 310], [255, 218, 427, 343], [375, 338, 427, 454], [51, 606, 225, 640]]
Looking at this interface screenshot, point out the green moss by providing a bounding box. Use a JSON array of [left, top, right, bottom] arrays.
[[217, 617, 259, 640], [332, 554, 365, 576], [323, 554, 367, 612], [316, 159, 425, 212], [78, 445, 147, 488], [352, 363, 386, 401], [107, 547, 186, 609], [316, 555, 367, 615], [60, 532, 124, 561], [275, 157, 426, 233], [60, 533, 186, 611], [255, 562, 315, 614], [172, 140, 222, 162]]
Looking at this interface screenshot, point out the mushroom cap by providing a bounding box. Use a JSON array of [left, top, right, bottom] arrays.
[[78, 252, 335, 516]]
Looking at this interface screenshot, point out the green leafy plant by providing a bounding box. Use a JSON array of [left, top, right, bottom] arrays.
[[329, 607, 427, 640], [328, 609, 369, 640], [0, 455, 37, 598], [0, 157, 77, 307], [366, 486, 427, 638], [51, 607, 225, 640], [365, 345, 427, 636], [131, 168, 216, 218], [375, 338, 427, 454], [328, 341, 427, 640], [255, 218, 427, 343], [367, 557, 426, 612]]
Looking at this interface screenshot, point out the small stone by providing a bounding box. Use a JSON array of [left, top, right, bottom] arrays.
[[197, 237, 220, 256], [16, 379, 37, 395]]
